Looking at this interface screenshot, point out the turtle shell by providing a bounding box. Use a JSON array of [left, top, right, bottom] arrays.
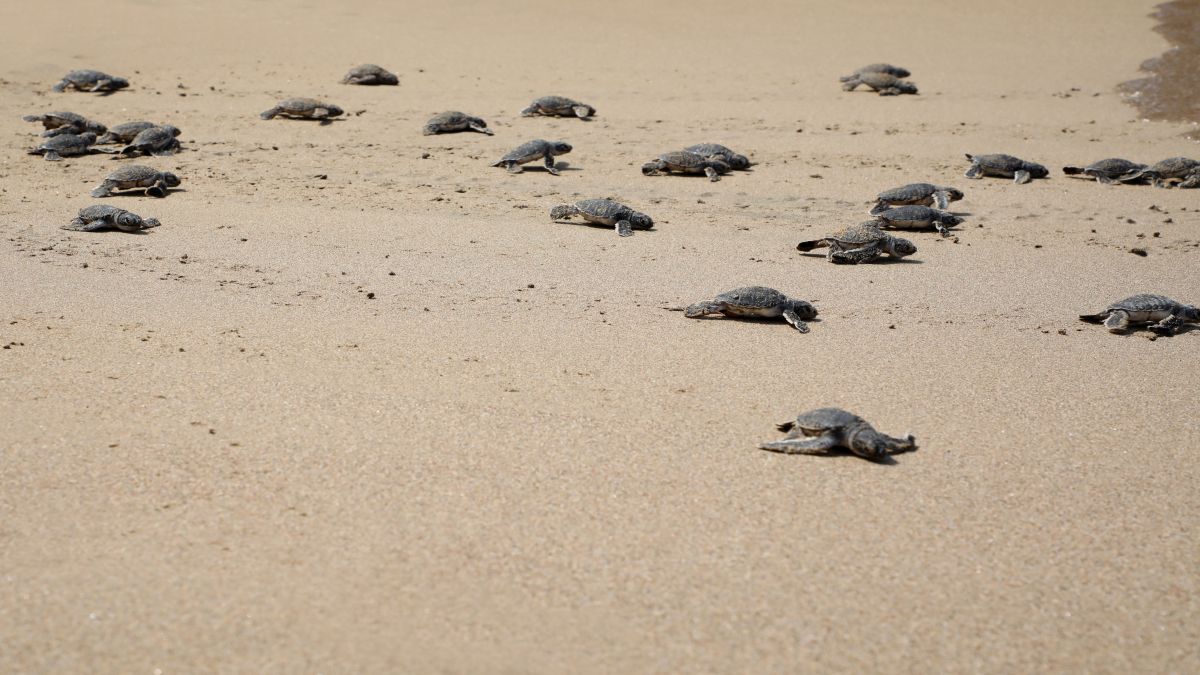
[[877, 183, 938, 202], [714, 286, 788, 310], [659, 151, 707, 169], [827, 222, 890, 245], [1109, 294, 1180, 314], [1086, 158, 1145, 177], [791, 408, 863, 434]]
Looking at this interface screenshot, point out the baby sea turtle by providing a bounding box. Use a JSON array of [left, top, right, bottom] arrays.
[[63, 205, 160, 232], [684, 286, 817, 333], [872, 205, 962, 237], [964, 153, 1048, 184], [642, 151, 730, 181], [22, 112, 107, 137], [28, 131, 100, 161], [1061, 158, 1148, 185], [759, 408, 917, 460], [1079, 294, 1199, 335], [684, 143, 751, 170], [91, 165, 181, 198], [341, 64, 398, 85], [96, 121, 156, 145], [796, 222, 917, 264], [260, 98, 344, 121], [423, 111, 492, 135], [52, 70, 129, 93], [841, 72, 917, 95], [839, 63, 911, 81], [492, 139, 572, 175], [119, 125, 181, 157], [870, 183, 963, 214], [521, 96, 595, 119], [550, 199, 653, 237], [1127, 157, 1200, 188]]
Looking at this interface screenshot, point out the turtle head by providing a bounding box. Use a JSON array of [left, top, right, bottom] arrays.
[[86, 120, 108, 134], [848, 428, 916, 461], [324, 104, 345, 118], [161, 125, 182, 137], [939, 213, 963, 226], [113, 212, 147, 232], [1181, 304, 1200, 321], [109, 76, 130, 90], [788, 299, 818, 320], [470, 116, 488, 128], [943, 187, 965, 201], [550, 204, 573, 220], [725, 153, 751, 170], [162, 172, 182, 188], [628, 211, 654, 230], [77, 132, 97, 144], [1027, 162, 1049, 178], [550, 141, 573, 155], [890, 237, 917, 258], [896, 81, 918, 94]]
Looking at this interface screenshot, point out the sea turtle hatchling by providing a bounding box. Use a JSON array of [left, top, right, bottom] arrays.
[[22, 112, 107, 137], [52, 70, 129, 93], [423, 111, 493, 135], [96, 121, 156, 145], [684, 143, 751, 170], [119, 125, 182, 157], [841, 71, 917, 95], [759, 408, 917, 460], [684, 286, 817, 333], [1061, 158, 1148, 185], [260, 98, 344, 121], [796, 222, 917, 264], [872, 205, 962, 237], [642, 151, 730, 181], [964, 153, 1049, 184], [492, 139, 572, 175], [341, 64, 399, 85], [870, 183, 964, 214], [839, 63, 911, 81], [62, 205, 160, 232], [1079, 294, 1199, 335], [550, 199, 653, 237], [521, 96, 595, 119], [28, 131, 100, 161], [91, 165, 181, 198], [1125, 157, 1200, 188]]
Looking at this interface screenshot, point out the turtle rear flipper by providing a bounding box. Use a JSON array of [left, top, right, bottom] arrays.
[[796, 239, 827, 252], [1062, 166, 1086, 175], [1078, 312, 1107, 324]]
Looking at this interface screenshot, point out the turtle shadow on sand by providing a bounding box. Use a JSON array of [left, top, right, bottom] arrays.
[[796, 251, 924, 264], [100, 188, 187, 198]]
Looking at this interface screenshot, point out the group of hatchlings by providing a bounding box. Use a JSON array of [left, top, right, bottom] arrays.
[[22, 63, 1200, 461]]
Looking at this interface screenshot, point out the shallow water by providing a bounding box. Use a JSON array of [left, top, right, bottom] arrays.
[[1120, 0, 1200, 129]]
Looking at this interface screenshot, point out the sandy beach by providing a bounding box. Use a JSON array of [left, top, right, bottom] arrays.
[[2, 0, 1198, 671]]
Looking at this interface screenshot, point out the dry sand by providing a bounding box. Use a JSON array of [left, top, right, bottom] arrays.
[[2, 0, 1199, 672]]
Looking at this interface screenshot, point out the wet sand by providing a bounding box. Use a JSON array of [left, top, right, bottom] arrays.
[[1121, 0, 1200, 127], [2, 1, 1199, 672]]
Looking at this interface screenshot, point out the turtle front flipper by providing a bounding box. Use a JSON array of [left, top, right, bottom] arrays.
[[543, 153, 560, 176], [933, 221, 951, 238], [704, 166, 722, 182], [1013, 170, 1032, 184], [932, 190, 951, 209], [62, 218, 109, 232], [469, 122, 493, 135], [781, 309, 811, 333], [684, 301, 722, 318], [146, 182, 168, 198], [571, 105, 591, 118], [1150, 314, 1184, 336], [758, 433, 837, 455], [1095, 174, 1118, 185], [1103, 310, 1130, 333], [615, 220, 633, 237], [43, 150, 63, 161]]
